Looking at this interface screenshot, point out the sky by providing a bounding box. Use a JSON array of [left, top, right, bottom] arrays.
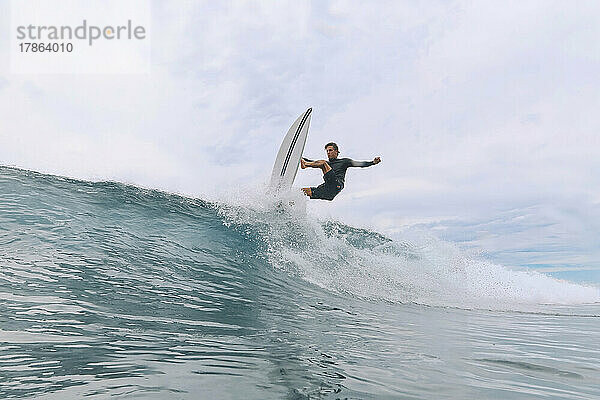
[[1, 1, 599, 277]]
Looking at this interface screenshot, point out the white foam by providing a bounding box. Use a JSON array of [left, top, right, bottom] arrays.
[[215, 185, 600, 310]]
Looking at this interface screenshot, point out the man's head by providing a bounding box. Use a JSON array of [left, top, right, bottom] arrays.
[[325, 142, 339, 160]]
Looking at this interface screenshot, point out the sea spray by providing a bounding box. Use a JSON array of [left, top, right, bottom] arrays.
[[214, 183, 600, 310]]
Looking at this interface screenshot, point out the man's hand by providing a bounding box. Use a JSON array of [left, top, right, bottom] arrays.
[[373, 157, 381, 164]]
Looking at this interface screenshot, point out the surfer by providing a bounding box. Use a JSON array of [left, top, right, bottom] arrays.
[[300, 142, 381, 201]]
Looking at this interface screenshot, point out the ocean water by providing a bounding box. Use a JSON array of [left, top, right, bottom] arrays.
[[1, 165, 599, 399]]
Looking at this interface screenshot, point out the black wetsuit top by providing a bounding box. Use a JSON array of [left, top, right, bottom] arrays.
[[303, 157, 375, 200]]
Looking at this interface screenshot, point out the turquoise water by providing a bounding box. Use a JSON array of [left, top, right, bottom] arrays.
[[1, 166, 599, 399]]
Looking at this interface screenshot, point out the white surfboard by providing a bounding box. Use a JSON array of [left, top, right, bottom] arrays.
[[270, 108, 312, 191]]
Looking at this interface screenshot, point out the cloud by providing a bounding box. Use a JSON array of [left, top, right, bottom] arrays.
[[1, 0, 599, 239]]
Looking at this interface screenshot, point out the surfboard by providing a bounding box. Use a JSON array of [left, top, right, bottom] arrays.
[[269, 108, 312, 191]]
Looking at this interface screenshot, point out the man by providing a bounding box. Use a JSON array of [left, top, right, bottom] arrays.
[[301, 142, 381, 201]]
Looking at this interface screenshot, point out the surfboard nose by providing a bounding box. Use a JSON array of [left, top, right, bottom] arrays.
[[270, 109, 312, 190]]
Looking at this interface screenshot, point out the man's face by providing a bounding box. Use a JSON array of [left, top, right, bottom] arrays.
[[326, 146, 338, 159]]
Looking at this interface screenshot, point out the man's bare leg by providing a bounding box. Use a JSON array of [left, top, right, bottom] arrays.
[[301, 159, 332, 174]]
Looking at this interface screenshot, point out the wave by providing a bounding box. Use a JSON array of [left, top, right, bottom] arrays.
[[2, 165, 599, 312]]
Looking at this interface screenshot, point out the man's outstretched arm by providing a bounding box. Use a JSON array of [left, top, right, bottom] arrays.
[[348, 157, 381, 167]]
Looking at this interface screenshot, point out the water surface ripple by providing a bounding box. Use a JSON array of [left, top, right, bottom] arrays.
[[1, 166, 599, 399]]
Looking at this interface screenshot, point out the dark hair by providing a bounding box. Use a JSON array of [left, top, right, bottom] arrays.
[[324, 142, 339, 151]]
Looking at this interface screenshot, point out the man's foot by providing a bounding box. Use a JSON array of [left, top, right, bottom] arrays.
[[300, 158, 307, 169]]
